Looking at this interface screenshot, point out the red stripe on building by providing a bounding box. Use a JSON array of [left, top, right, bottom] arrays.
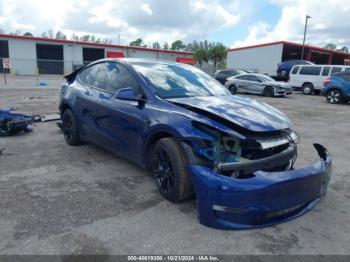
[[176, 57, 195, 64], [106, 51, 125, 58]]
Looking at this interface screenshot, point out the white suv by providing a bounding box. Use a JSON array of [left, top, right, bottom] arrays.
[[288, 65, 350, 94]]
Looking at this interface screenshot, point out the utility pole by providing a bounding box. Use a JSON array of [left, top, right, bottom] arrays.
[[301, 15, 311, 60]]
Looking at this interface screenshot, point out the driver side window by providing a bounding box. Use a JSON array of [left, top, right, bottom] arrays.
[[105, 62, 139, 94]]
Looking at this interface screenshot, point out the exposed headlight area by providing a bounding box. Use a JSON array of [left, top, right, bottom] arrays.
[[183, 121, 298, 179]]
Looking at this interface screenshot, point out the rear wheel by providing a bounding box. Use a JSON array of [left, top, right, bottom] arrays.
[[152, 138, 193, 202], [302, 83, 314, 95], [326, 89, 343, 104], [280, 70, 288, 76], [263, 86, 274, 97], [61, 109, 80, 145], [228, 84, 237, 94]]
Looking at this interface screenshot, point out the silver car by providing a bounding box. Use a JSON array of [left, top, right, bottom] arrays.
[[225, 73, 293, 97]]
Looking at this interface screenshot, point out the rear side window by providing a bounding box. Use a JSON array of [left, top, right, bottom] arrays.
[[79, 63, 105, 88], [345, 68, 350, 72], [322, 67, 330, 76], [236, 75, 250, 80], [105, 62, 139, 93], [291, 66, 299, 74], [299, 66, 321, 75], [331, 67, 342, 74]]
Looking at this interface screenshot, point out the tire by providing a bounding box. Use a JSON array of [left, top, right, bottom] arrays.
[[152, 137, 193, 202], [61, 109, 80, 146], [228, 84, 237, 94], [263, 86, 274, 97], [302, 83, 314, 95], [326, 89, 344, 104], [280, 70, 288, 76]]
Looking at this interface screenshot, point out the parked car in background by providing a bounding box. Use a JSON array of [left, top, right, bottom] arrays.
[[277, 60, 314, 76], [288, 64, 350, 95], [213, 69, 246, 84], [322, 71, 350, 104], [225, 73, 292, 97], [59, 58, 331, 230]]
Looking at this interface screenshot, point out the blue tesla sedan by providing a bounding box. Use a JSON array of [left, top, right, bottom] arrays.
[[59, 58, 332, 229]]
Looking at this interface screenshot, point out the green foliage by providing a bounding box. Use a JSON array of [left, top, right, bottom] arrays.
[[339, 46, 349, 53], [23, 32, 33, 37], [171, 40, 186, 50], [152, 42, 161, 49], [208, 43, 227, 70], [130, 38, 146, 47], [324, 43, 337, 50], [194, 49, 208, 68], [55, 31, 66, 40]]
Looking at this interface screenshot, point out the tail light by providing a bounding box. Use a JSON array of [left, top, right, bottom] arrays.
[[323, 78, 330, 85]]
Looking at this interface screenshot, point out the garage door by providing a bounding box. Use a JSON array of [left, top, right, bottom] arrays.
[[83, 48, 105, 65], [36, 44, 64, 75]]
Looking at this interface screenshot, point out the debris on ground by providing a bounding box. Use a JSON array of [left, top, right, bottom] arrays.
[[0, 109, 33, 136], [33, 114, 61, 122]]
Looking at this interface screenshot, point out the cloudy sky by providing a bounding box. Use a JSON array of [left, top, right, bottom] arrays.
[[0, 0, 349, 48]]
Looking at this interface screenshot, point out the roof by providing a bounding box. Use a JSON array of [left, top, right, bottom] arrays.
[[227, 41, 350, 56], [0, 33, 193, 56]]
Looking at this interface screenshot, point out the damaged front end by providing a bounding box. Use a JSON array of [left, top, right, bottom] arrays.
[[0, 109, 33, 136], [181, 121, 332, 229]]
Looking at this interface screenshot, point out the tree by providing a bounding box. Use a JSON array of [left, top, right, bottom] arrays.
[[194, 48, 208, 68], [208, 43, 227, 71], [71, 34, 79, 41], [0, 28, 4, 34], [324, 43, 337, 50], [163, 42, 169, 50], [55, 31, 67, 40], [339, 46, 349, 53], [152, 42, 161, 49], [130, 38, 146, 47], [171, 40, 186, 51], [23, 32, 33, 37]]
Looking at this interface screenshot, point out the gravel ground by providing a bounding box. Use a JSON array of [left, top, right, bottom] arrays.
[[0, 77, 350, 255]]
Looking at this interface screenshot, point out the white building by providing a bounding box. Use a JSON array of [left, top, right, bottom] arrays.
[[0, 34, 194, 75], [227, 41, 350, 75]]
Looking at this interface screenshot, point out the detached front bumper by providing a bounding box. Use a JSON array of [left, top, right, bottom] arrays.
[[188, 144, 332, 230]]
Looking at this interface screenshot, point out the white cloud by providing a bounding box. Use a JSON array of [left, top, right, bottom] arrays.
[[140, 3, 153, 15], [232, 0, 350, 48], [0, 0, 240, 44]]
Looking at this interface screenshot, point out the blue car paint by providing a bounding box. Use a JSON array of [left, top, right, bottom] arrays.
[[190, 144, 331, 229], [60, 58, 332, 229], [322, 73, 350, 100], [277, 60, 313, 75]]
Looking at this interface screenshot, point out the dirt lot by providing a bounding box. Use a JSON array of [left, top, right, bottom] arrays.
[[0, 77, 350, 255]]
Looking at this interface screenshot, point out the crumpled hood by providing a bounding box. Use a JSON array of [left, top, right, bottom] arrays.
[[168, 95, 292, 132]]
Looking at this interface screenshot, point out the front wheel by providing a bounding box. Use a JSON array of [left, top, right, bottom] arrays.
[[326, 89, 343, 104], [263, 86, 274, 97], [152, 138, 193, 202], [228, 84, 237, 94]]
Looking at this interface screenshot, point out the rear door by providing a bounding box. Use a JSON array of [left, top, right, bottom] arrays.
[[245, 75, 263, 93], [298, 66, 322, 90]]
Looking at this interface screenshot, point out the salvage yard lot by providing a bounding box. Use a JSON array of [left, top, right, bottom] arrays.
[[0, 77, 350, 255]]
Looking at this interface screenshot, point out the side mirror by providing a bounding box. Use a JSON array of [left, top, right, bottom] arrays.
[[116, 87, 145, 102]]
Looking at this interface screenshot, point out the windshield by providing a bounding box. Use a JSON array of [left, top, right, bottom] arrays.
[[258, 74, 275, 82], [130, 62, 230, 99]]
